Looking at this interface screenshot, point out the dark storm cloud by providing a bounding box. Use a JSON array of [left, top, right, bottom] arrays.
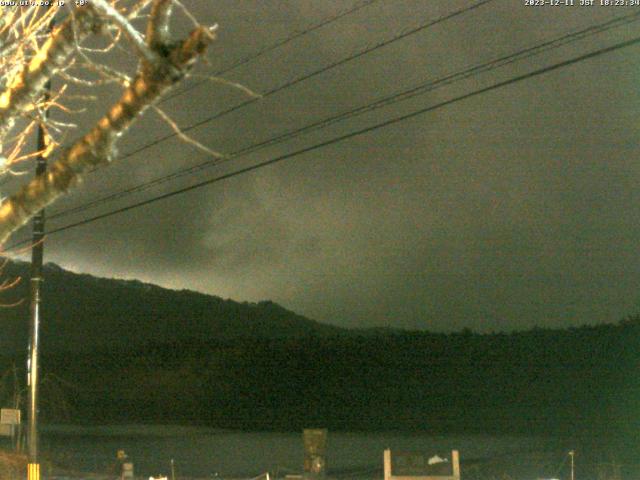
[[8, 0, 640, 331]]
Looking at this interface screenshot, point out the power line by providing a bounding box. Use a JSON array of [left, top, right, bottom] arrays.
[[7, 32, 638, 249], [44, 0, 499, 219], [47, 10, 640, 221], [0, 0, 379, 190], [161, 0, 381, 104], [90, 0, 496, 170], [41, 0, 498, 220]]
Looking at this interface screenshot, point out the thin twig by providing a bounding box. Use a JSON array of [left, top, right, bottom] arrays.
[[152, 105, 226, 158]]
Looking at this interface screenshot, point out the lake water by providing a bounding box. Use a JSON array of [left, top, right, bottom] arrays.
[[33, 425, 565, 479]]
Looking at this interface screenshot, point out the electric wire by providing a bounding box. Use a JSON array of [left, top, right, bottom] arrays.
[[161, 0, 381, 104], [87, 0, 496, 173], [0, 0, 379, 190], [46, 10, 640, 222], [37, 0, 500, 220], [6, 32, 640, 250]]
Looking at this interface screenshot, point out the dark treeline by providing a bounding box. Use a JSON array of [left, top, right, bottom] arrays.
[[0, 260, 637, 448], [0, 318, 635, 441], [0, 261, 344, 355]]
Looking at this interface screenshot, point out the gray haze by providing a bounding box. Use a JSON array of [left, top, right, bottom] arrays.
[[5, 0, 640, 331]]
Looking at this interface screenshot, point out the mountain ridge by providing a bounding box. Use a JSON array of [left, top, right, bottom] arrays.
[[0, 259, 346, 354], [0, 260, 638, 448]]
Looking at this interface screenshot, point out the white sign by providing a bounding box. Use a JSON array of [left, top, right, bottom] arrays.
[[123, 462, 134, 479], [0, 409, 20, 425]]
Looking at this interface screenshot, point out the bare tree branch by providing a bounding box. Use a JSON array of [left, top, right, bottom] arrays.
[[0, 7, 99, 151], [152, 105, 225, 158], [90, 0, 161, 67], [146, 0, 174, 49], [0, 10, 216, 246]]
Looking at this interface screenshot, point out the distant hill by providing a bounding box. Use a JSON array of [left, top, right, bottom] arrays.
[[0, 260, 345, 354], [0, 260, 638, 452]]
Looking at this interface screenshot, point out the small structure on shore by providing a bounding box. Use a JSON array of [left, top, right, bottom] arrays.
[[383, 450, 460, 480], [285, 428, 329, 480], [303, 429, 328, 479]]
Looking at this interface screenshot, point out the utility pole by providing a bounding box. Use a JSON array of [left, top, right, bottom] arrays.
[[27, 9, 54, 480], [27, 95, 49, 480]]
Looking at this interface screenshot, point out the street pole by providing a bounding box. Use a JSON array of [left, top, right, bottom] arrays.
[[569, 450, 575, 480], [27, 94, 49, 476], [27, 9, 54, 478]]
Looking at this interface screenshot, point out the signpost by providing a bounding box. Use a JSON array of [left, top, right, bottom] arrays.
[[0, 408, 21, 449], [1, 408, 21, 426]]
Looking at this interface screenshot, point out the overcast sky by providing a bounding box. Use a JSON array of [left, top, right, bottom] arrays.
[[5, 0, 640, 332]]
